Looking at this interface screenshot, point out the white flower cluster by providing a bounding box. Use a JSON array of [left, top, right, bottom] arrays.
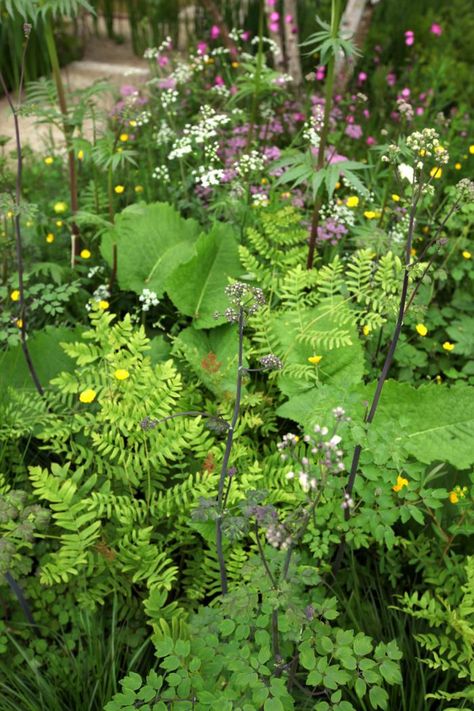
[[152, 165, 170, 182], [160, 89, 179, 109], [193, 166, 225, 189], [139, 288, 160, 311], [154, 120, 174, 146], [303, 106, 325, 149], [320, 199, 356, 228], [251, 35, 281, 56], [236, 150, 265, 177], [93, 284, 110, 301], [252, 192, 269, 208], [168, 106, 229, 162], [136, 110, 151, 127], [381, 144, 401, 164], [211, 84, 231, 99], [406, 128, 448, 163], [143, 37, 172, 60], [171, 62, 193, 85]]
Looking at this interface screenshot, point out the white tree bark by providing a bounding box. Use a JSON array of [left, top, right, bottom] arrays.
[[283, 0, 302, 84]]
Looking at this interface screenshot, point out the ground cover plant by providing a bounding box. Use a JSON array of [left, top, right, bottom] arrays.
[[0, 0, 473, 709]]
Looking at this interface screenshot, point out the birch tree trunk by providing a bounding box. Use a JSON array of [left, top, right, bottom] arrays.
[[264, 3, 285, 72], [283, 0, 302, 84], [335, 0, 380, 91]]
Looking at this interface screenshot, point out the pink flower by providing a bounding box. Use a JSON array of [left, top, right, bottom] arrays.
[[363, 109, 370, 119], [401, 87, 411, 98], [315, 65, 325, 81], [241, 31, 250, 41], [197, 41, 208, 55], [430, 23, 442, 36], [214, 75, 224, 86], [386, 72, 396, 87], [266, 0, 276, 5], [405, 30, 414, 46], [358, 71, 367, 83], [210, 25, 220, 40], [269, 22, 279, 33], [345, 123, 362, 139], [270, 11, 279, 21], [158, 55, 169, 67], [366, 136, 376, 146], [285, 14, 293, 24], [416, 107, 424, 115]]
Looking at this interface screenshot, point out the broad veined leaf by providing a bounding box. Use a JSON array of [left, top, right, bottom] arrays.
[[100, 202, 200, 297], [165, 222, 242, 329], [277, 380, 474, 470]]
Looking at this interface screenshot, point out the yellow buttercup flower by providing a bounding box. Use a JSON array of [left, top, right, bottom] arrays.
[[462, 250, 471, 259], [362, 325, 371, 336], [55, 220, 63, 227], [98, 300, 109, 310], [335, 181, 341, 190], [134, 185, 144, 193], [44, 156, 54, 165], [114, 369, 130, 380], [129, 120, 137, 127], [231, 61, 239, 68], [391, 194, 400, 202], [54, 201, 67, 214], [346, 196, 359, 208], [79, 388, 97, 403], [77, 149, 84, 160], [281, 192, 291, 199], [449, 486, 467, 504], [449, 491, 459, 504], [261, 178, 268, 185], [114, 185, 125, 194], [364, 210, 377, 219], [393, 475, 408, 493], [469, 145, 474, 155], [16, 319, 23, 328], [416, 324, 428, 337], [422, 226, 430, 234], [119, 133, 129, 142], [442, 341, 455, 352], [46, 233, 55, 243], [454, 162, 462, 170], [410, 247, 417, 257], [10, 289, 20, 301], [430, 166, 442, 179], [308, 355, 323, 365], [80, 249, 91, 259]]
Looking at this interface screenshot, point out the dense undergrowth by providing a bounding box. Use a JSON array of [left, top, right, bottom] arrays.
[[0, 1, 473, 710]]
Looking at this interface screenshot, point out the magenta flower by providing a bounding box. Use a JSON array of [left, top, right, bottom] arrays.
[[405, 30, 414, 46], [430, 23, 442, 36], [270, 11, 279, 21], [214, 75, 224, 86], [197, 41, 208, 55], [386, 72, 396, 87], [241, 31, 250, 41], [315, 65, 325, 81], [366, 136, 376, 146], [269, 22, 279, 33], [266, 0, 276, 5], [210, 25, 220, 40], [285, 14, 293, 24], [358, 71, 367, 84], [157, 55, 169, 67], [345, 123, 363, 139]]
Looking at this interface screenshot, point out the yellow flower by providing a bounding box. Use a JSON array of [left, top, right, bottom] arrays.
[[422, 226, 430, 234], [346, 196, 359, 208], [261, 178, 268, 185], [119, 133, 129, 142], [114, 369, 130, 380], [79, 388, 97, 403], [410, 247, 417, 257], [10, 289, 20, 301], [98, 300, 109, 310], [6, 210, 14, 218], [16, 319, 23, 328], [462, 250, 471, 259], [26, 220, 33, 227], [114, 185, 125, 194], [430, 166, 442, 179], [454, 162, 462, 170], [80, 249, 91, 259], [362, 325, 371, 336], [364, 210, 377, 219], [46, 233, 55, 243], [129, 120, 137, 127], [419, 149, 426, 157], [442, 341, 455, 352], [435, 374, 442, 384], [308, 355, 323, 365], [392, 475, 408, 493], [391, 194, 400, 202], [469, 145, 474, 155], [449, 491, 459, 504], [134, 185, 144, 193], [335, 181, 341, 190], [44, 156, 54, 165], [77, 149, 84, 160], [434, 145, 445, 154], [231, 61, 239, 68], [294, 436, 299, 443], [416, 323, 428, 337], [55, 220, 63, 227], [281, 192, 291, 199], [54, 201, 67, 214]]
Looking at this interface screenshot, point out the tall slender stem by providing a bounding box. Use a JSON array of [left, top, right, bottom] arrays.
[[0, 51, 43, 397], [306, 0, 341, 269], [43, 16, 80, 267], [216, 308, 245, 595]]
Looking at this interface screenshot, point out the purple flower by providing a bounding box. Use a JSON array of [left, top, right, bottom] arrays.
[[345, 123, 363, 139]]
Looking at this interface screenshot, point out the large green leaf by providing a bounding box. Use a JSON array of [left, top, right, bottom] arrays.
[[0, 326, 82, 393], [100, 202, 200, 297], [172, 324, 246, 397], [165, 222, 242, 329], [269, 301, 365, 397], [277, 381, 474, 470]]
